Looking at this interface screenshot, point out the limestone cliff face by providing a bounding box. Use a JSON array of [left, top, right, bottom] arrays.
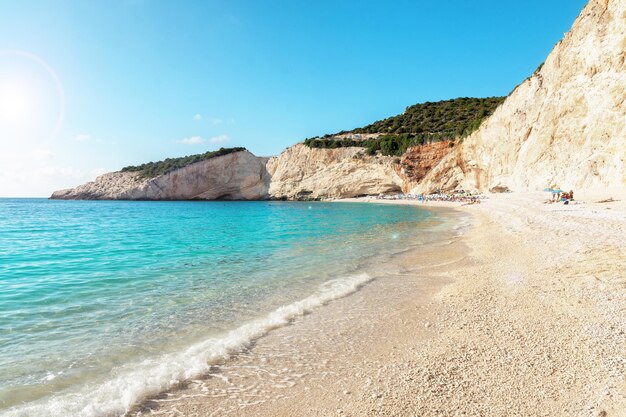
[[267, 144, 403, 200], [414, 0, 626, 194], [50, 145, 403, 201], [51, 151, 270, 200]]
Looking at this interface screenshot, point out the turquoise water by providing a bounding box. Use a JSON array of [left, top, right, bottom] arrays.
[[0, 199, 444, 416]]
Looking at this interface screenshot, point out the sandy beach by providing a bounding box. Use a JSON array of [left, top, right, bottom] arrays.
[[3, 0, 625, 415], [133, 192, 626, 417]]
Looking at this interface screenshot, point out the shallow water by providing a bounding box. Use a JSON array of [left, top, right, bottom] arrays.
[[0, 199, 451, 416]]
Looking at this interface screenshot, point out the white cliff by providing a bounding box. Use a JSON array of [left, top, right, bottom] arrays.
[[51, 150, 270, 200], [266, 144, 403, 200], [414, 0, 626, 194]]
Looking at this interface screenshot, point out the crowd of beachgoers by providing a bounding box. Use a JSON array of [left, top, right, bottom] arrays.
[[376, 188, 584, 206], [376, 192, 483, 204]]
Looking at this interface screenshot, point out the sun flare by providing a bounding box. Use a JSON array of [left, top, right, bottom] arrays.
[[0, 50, 65, 140], [0, 81, 33, 125]]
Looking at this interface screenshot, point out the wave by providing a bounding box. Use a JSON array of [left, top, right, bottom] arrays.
[[2, 273, 373, 417]]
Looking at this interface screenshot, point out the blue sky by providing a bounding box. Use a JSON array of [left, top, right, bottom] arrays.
[[0, 0, 587, 196]]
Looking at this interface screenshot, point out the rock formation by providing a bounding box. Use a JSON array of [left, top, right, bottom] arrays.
[[397, 141, 454, 192], [51, 150, 270, 200], [266, 144, 403, 200], [52, 0, 625, 201], [413, 0, 626, 194]]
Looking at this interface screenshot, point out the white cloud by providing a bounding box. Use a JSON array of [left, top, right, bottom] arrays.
[[0, 151, 95, 197], [31, 148, 55, 161], [37, 165, 86, 180], [178, 135, 206, 145], [89, 168, 108, 179], [74, 133, 91, 142], [177, 134, 230, 145], [210, 118, 223, 125], [208, 134, 230, 144], [0, 143, 115, 197], [72, 134, 105, 144], [193, 113, 202, 121]]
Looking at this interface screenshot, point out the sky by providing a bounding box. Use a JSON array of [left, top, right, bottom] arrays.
[[0, 0, 588, 197]]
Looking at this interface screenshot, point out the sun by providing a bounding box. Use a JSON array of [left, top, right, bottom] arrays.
[[0, 50, 65, 140], [0, 81, 33, 125]]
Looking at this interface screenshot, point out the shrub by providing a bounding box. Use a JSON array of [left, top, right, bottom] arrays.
[[304, 96, 505, 156], [121, 147, 246, 179]]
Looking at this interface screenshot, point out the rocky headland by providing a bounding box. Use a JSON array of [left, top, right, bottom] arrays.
[[52, 0, 625, 201], [51, 150, 270, 200]]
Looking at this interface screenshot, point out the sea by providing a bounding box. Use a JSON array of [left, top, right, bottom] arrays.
[[0, 198, 458, 416]]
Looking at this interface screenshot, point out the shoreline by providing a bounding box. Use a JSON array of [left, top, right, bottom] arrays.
[[2, 201, 444, 417], [130, 191, 626, 416], [338, 192, 626, 415], [127, 203, 468, 416]]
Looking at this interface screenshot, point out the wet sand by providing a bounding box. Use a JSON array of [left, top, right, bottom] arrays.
[[132, 192, 626, 416]]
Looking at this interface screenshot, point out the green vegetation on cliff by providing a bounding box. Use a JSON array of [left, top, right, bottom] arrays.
[[304, 96, 505, 156], [304, 134, 441, 157], [121, 147, 246, 178], [351, 96, 504, 136]]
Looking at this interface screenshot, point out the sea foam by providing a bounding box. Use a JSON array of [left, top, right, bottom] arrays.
[[2, 273, 372, 417]]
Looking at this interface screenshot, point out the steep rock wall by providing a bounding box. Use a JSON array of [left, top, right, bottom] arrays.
[[51, 151, 270, 200], [397, 141, 454, 192], [267, 144, 403, 200], [414, 0, 626, 194]]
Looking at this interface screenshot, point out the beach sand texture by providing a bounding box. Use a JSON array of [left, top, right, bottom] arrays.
[[132, 193, 626, 416]]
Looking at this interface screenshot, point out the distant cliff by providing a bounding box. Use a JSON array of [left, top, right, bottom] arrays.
[[51, 150, 270, 200], [267, 144, 403, 200], [51, 144, 402, 201]]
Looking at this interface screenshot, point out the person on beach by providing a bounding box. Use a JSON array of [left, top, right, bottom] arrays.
[[557, 190, 574, 204]]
